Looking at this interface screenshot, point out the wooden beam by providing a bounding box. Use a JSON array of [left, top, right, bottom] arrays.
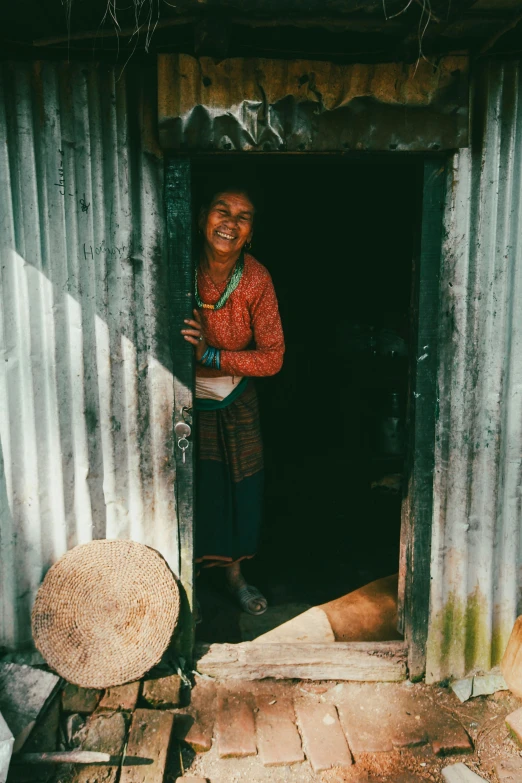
[[195, 641, 408, 681], [231, 16, 406, 32], [33, 17, 195, 46], [32, 13, 409, 47]]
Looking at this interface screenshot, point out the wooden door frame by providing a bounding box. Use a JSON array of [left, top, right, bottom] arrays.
[[165, 153, 446, 680], [398, 158, 446, 680], [166, 156, 196, 659]]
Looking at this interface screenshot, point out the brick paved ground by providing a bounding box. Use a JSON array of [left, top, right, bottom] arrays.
[[170, 680, 522, 783], [46, 677, 522, 783]]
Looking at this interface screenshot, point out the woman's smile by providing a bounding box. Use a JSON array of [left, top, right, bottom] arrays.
[[215, 229, 237, 241]]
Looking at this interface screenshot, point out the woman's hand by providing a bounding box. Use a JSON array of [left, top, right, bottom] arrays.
[[181, 309, 207, 362]]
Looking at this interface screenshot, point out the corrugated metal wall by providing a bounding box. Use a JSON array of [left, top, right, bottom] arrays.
[[2, 55, 521, 678], [426, 60, 522, 682], [158, 53, 469, 152], [0, 61, 178, 650]]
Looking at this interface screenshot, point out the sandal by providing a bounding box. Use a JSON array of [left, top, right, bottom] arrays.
[[230, 584, 268, 616]]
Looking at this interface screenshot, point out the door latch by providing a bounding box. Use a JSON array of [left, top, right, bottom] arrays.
[[175, 421, 191, 464]]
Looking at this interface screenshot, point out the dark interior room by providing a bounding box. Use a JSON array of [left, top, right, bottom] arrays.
[[192, 155, 422, 643]]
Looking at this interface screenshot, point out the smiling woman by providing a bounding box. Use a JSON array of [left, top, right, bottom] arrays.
[[203, 192, 255, 258], [181, 185, 285, 618]]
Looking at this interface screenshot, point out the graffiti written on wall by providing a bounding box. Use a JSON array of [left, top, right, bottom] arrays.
[[54, 149, 68, 196], [55, 149, 91, 214], [79, 195, 90, 214], [82, 241, 144, 261]]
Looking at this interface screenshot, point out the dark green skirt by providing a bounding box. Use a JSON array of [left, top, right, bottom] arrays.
[[195, 382, 264, 568]]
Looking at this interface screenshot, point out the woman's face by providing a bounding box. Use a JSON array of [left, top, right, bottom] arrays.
[[201, 191, 254, 257]]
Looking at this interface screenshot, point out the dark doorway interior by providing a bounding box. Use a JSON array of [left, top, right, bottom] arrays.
[[192, 156, 422, 643]]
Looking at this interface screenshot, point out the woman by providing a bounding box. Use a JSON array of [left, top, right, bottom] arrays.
[[181, 186, 285, 616]]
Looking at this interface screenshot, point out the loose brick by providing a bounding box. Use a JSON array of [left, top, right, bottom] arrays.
[[182, 718, 213, 754], [335, 683, 468, 756], [338, 701, 397, 753], [216, 690, 256, 758], [255, 694, 304, 767], [79, 711, 128, 752], [62, 684, 101, 713], [143, 674, 182, 708], [431, 723, 473, 756], [98, 682, 140, 712], [120, 709, 174, 783], [181, 680, 216, 753], [173, 709, 215, 754], [72, 711, 128, 783], [295, 700, 352, 773], [336, 687, 427, 753], [506, 707, 522, 745]]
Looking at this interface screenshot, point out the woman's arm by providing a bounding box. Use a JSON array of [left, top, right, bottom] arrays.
[[220, 275, 285, 377]]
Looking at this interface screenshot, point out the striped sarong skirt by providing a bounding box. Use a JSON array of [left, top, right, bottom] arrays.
[[195, 382, 264, 568]]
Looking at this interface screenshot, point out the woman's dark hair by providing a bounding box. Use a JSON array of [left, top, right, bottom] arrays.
[[199, 180, 260, 218]]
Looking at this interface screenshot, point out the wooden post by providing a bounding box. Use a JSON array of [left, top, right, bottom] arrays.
[[398, 158, 446, 680], [165, 156, 195, 660]]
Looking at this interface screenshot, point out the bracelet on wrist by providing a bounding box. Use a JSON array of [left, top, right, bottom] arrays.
[[199, 345, 221, 369], [200, 347, 213, 366]]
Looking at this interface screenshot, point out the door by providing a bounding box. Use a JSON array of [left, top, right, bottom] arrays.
[[398, 158, 446, 680], [165, 156, 195, 656]]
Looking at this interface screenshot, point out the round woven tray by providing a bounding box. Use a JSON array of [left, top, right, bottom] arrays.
[[32, 539, 180, 689]]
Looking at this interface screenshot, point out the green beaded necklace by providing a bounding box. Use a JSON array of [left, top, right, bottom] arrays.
[[195, 251, 245, 311]]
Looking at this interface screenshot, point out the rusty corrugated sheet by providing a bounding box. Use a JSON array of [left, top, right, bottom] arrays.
[[426, 60, 522, 683], [158, 53, 469, 152], [0, 61, 177, 650]]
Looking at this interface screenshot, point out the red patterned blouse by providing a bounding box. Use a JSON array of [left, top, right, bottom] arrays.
[[197, 254, 285, 378]]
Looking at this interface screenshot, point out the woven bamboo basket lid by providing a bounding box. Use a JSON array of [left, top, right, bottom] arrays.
[[32, 540, 180, 688]]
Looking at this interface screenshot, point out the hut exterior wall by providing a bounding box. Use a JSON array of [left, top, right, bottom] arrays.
[[0, 61, 178, 650], [1, 55, 521, 676], [426, 60, 522, 683]]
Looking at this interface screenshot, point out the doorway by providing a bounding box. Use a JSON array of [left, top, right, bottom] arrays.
[[187, 155, 423, 646]]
